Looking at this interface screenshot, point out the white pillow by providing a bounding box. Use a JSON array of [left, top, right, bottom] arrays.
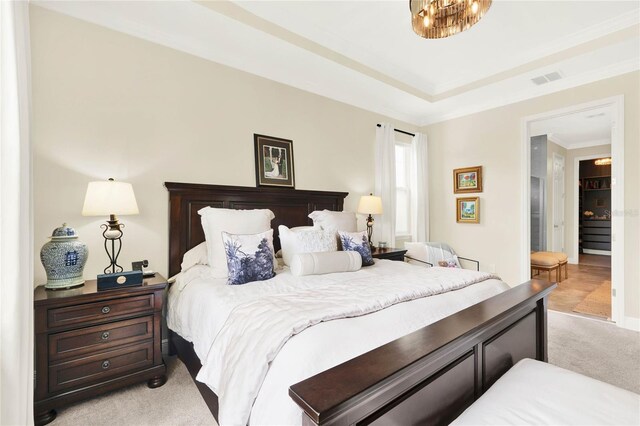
[[198, 207, 275, 278], [278, 225, 338, 266], [180, 242, 208, 272], [290, 251, 361, 276], [308, 210, 357, 233]]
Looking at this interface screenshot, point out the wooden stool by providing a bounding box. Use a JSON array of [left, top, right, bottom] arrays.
[[538, 251, 568, 281], [530, 252, 560, 282]]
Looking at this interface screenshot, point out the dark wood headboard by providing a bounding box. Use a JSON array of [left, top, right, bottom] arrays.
[[165, 182, 348, 277]]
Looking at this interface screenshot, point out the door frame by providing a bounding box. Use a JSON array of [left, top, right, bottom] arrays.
[[520, 95, 625, 327], [551, 152, 565, 253], [572, 152, 611, 263]]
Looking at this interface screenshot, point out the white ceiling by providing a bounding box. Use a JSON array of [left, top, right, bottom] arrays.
[[34, 0, 640, 126], [531, 105, 613, 149]]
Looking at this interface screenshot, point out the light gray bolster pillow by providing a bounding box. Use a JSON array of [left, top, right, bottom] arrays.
[[290, 251, 362, 276]]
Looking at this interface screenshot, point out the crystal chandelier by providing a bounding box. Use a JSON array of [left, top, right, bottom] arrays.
[[410, 0, 492, 39]]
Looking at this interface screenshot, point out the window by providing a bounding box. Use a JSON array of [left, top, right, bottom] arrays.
[[395, 143, 412, 236]]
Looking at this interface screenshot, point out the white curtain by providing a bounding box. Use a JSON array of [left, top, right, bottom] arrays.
[[374, 123, 396, 245], [0, 1, 34, 425], [411, 132, 429, 242]]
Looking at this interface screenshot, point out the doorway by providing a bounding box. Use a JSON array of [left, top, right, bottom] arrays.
[[522, 96, 623, 325]]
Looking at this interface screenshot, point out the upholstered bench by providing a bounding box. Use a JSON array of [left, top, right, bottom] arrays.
[[530, 252, 559, 282], [537, 251, 568, 281]]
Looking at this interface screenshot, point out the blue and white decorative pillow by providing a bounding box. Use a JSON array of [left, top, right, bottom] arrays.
[[338, 230, 374, 266], [222, 229, 276, 285]]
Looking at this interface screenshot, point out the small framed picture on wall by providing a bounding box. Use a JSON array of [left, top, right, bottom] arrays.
[[457, 197, 480, 223], [254, 134, 295, 188], [453, 166, 483, 193]]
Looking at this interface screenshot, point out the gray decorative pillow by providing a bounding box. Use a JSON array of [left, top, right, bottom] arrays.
[[222, 229, 276, 285], [338, 230, 374, 266]]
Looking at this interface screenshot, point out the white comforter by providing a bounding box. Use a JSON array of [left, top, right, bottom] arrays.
[[168, 260, 509, 426]]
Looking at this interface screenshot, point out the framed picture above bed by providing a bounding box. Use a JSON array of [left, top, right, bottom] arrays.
[[457, 197, 480, 223], [254, 134, 295, 188], [453, 165, 483, 193]]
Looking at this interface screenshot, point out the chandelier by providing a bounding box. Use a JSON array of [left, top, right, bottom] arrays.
[[410, 0, 492, 39]]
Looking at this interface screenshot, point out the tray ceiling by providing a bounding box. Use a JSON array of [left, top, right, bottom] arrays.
[[34, 0, 640, 126]]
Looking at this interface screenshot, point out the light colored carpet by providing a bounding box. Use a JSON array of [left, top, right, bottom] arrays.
[[52, 312, 639, 425], [548, 310, 640, 393], [54, 356, 216, 425], [572, 281, 612, 319]]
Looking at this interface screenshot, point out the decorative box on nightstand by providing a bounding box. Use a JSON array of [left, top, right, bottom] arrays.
[[371, 247, 408, 262], [33, 274, 168, 426]]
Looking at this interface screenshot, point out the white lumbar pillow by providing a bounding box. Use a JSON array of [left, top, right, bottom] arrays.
[[198, 207, 275, 278], [278, 225, 338, 266], [290, 251, 362, 276], [180, 241, 208, 272], [308, 210, 357, 233]]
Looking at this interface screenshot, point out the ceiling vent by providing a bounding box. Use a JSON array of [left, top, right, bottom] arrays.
[[531, 71, 563, 85]]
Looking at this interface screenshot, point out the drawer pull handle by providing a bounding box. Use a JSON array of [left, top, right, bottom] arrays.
[[102, 360, 111, 370], [101, 306, 111, 314], [101, 331, 110, 340]]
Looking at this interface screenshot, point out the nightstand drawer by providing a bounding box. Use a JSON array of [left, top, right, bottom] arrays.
[[49, 341, 154, 393], [49, 316, 154, 362], [47, 294, 154, 329]]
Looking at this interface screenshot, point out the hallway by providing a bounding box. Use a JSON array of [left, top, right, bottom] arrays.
[[547, 254, 611, 320]]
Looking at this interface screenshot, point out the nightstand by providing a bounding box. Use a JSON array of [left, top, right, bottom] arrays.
[[34, 274, 168, 425], [371, 247, 408, 262]]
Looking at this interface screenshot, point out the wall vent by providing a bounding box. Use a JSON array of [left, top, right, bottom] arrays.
[[531, 71, 563, 85]]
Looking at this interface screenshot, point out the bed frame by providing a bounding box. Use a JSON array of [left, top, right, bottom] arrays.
[[165, 182, 556, 425]]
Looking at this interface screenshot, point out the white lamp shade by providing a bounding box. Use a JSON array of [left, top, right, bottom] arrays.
[[357, 195, 383, 215], [82, 180, 139, 216]]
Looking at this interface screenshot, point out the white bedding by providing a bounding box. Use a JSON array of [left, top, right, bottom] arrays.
[[168, 260, 509, 426], [452, 358, 640, 425]]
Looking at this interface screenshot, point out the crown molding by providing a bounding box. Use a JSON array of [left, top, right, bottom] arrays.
[[420, 58, 640, 127], [32, 1, 639, 128], [548, 135, 612, 150], [432, 9, 640, 94], [566, 138, 612, 150], [546, 134, 569, 148]]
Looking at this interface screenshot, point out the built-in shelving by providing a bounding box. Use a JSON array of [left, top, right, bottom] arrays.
[[579, 161, 611, 253]]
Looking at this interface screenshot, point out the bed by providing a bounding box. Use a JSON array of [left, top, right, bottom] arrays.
[[164, 182, 555, 426]]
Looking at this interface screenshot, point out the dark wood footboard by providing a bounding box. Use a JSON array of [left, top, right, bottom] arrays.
[[289, 279, 555, 426]]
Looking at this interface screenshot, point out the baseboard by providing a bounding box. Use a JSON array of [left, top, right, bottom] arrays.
[[622, 316, 640, 331], [568, 257, 578, 264], [583, 249, 611, 256]]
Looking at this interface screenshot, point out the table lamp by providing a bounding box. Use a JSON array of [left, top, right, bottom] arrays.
[[357, 193, 383, 249], [82, 178, 139, 274]]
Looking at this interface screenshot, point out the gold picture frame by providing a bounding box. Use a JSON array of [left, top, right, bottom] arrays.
[[457, 197, 480, 223], [453, 166, 483, 193]]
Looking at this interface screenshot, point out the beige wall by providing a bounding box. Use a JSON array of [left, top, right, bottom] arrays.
[[564, 145, 612, 263], [546, 139, 567, 251], [423, 71, 639, 321], [30, 6, 416, 285]]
